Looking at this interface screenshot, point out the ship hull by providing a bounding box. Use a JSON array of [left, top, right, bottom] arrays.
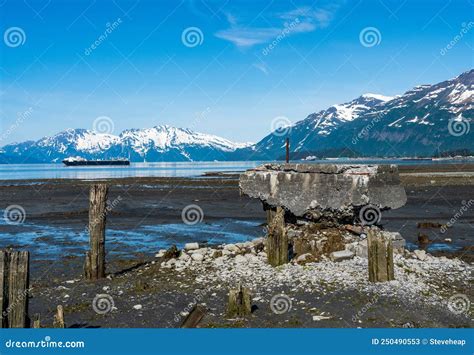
[[63, 160, 130, 166]]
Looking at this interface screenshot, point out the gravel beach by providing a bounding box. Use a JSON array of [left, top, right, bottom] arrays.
[[0, 164, 472, 328]]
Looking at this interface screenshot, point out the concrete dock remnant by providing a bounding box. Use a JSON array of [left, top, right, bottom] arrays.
[[239, 163, 407, 223]]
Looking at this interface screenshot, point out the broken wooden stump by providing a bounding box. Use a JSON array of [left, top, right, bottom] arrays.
[[0, 250, 30, 328], [367, 229, 395, 282], [32, 313, 40, 328], [266, 207, 288, 266], [84, 184, 109, 280], [53, 305, 65, 328], [180, 304, 207, 328], [226, 284, 251, 318]]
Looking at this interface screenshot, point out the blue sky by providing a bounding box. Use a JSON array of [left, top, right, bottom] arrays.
[[0, 0, 472, 144]]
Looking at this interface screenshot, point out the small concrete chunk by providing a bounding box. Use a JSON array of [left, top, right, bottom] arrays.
[[330, 250, 355, 262]]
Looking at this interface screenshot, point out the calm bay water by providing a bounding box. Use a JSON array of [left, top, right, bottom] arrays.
[[0, 159, 468, 180]]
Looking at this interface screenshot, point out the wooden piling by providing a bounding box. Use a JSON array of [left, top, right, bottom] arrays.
[[367, 229, 395, 282], [53, 305, 65, 328], [226, 284, 252, 318], [84, 184, 109, 280], [266, 207, 288, 266], [285, 138, 290, 163], [180, 304, 207, 328], [32, 313, 40, 328], [0, 250, 30, 328]]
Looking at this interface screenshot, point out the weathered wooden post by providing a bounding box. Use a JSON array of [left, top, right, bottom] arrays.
[[53, 305, 65, 328], [266, 207, 288, 266], [226, 284, 252, 318], [84, 184, 109, 280], [32, 313, 40, 328], [0, 250, 30, 328], [367, 229, 395, 282], [285, 137, 290, 163], [180, 305, 207, 328]]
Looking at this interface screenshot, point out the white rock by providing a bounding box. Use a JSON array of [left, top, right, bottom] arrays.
[[191, 253, 204, 262], [330, 250, 354, 262], [224, 244, 240, 253], [185, 242, 200, 250], [444, 238, 452, 243], [194, 248, 208, 255], [155, 249, 166, 258], [234, 255, 248, 264], [133, 304, 142, 310], [414, 249, 427, 261], [179, 252, 191, 261]]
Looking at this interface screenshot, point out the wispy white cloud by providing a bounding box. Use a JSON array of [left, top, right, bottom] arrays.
[[215, 27, 281, 47], [215, 5, 339, 48], [253, 62, 269, 75]]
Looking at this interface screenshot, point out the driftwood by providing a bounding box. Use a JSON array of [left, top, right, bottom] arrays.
[[180, 304, 207, 328], [0, 250, 30, 328], [84, 184, 109, 280], [266, 207, 288, 266], [226, 284, 252, 318], [368, 229, 395, 282], [53, 305, 65, 328]]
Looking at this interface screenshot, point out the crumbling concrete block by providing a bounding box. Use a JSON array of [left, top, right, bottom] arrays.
[[239, 164, 407, 223]]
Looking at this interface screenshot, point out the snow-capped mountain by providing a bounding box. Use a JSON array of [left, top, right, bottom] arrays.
[[247, 69, 473, 159], [1, 125, 251, 163], [1, 70, 472, 163]]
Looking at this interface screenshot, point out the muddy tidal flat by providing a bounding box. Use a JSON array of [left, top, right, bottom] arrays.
[[0, 164, 472, 328]]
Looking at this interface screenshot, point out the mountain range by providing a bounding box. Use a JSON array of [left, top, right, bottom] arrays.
[[1, 69, 472, 163]]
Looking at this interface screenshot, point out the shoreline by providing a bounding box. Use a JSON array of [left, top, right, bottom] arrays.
[[0, 164, 472, 328]]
